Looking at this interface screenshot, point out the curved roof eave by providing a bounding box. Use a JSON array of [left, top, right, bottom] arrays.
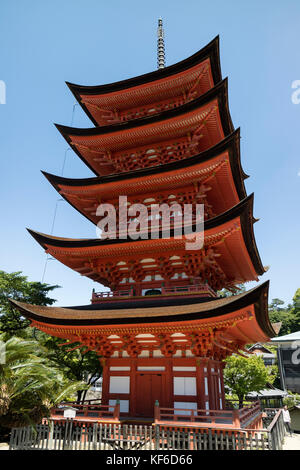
[[26, 194, 264, 277], [42, 128, 246, 200], [55, 78, 232, 139], [9, 280, 275, 339], [66, 36, 221, 98]]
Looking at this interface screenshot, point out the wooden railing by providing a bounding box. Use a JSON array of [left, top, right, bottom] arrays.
[[154, 401, 262, 429], [92, 283, 216, 302], [50, 401, 120, 422], [238, 402, 261, 428], [92, 289, 133, 300], [266, 409, 285, 450], [162, 284, 216, 296], [70, 399, 102, 406]]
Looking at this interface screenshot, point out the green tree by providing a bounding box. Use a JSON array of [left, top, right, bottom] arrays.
[[223, 355, 274, 408], [288, 289, 300, 333], [268, 309, 294, 336], [0, 271, 60, 334], [0, 270, 102, 403], [38, 333, 102, 403], [283, 391, 300, 409], [269, 298, 285, 311], [0, 335, 86, 431], [217, 284, 246, 298], [268, 296, 294, 336]]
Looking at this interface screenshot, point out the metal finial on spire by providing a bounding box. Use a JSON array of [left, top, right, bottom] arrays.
[[157, 18, 165, 69]]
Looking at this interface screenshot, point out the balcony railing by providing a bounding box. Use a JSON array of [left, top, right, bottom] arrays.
[[50, 401, 120, 422], [154, 401, 262, 429], [92, 289, 133, 300], [162, 284, 216, 296], [91, 284, 217, 302]]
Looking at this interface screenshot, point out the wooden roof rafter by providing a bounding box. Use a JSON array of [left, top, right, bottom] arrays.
[[42, 129, 247, 227], [66, 36, 222, 126], [26, 195, 266, 290], [9, 281, 276, 345], [55, 79, 233, 176]]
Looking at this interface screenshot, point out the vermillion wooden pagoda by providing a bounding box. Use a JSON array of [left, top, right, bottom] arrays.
[[11, 34, 275, 422]]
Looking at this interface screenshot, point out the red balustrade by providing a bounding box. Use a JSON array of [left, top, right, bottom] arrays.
[[154, 401, 261, 429], [50, 401, 120, 422], [91, 283, 216, 303]]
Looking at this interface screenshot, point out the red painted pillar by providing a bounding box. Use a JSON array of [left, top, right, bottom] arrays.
[[196, 358, 205, 410], [165, 357, 173, 408], [232, 409, 240, 428], [219, 362, 226, 410], [130, 357, 137, 416], [101, 358, 109, 406], [207, 359, 215, 410]]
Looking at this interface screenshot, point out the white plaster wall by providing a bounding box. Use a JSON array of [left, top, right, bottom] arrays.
[[174, 377, 196, 396], [109, 376, 130, 394]]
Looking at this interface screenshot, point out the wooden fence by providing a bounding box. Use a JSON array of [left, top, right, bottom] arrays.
[[9, 410, 285, 451]]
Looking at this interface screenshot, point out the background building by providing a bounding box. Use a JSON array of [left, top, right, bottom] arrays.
[[271, 331, 300, 393]]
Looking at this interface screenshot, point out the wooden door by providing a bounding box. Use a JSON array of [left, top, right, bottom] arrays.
[[211, 374, 220, 410], [135, 373, 162, 417]]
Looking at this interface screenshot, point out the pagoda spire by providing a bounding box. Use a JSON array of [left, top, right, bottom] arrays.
[[157, 17, 165, 69]]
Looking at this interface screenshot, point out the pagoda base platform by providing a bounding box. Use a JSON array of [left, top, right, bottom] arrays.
[[49, 401, 262, 431]]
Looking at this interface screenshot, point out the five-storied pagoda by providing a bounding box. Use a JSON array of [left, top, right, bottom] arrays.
[[11, 21, 275, 420]]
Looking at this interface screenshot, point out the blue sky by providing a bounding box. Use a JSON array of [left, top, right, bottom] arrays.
[[0, 0, 299, 307]]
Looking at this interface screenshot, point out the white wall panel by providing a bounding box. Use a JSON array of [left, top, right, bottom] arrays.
[[138, 350, 150, 357], [153, 350, 163, 357], [174, 377, 196, 396], [137, 366, 165, 371], [204, 377, 208, 395], [109, 376, 130, 394]]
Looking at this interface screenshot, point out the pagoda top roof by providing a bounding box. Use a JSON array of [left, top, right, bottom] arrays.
[[56, 79, 233, 176], [56, 78, 231, 138], [66, 36, 221, 97], [9, 281, 275, 342], [66, 37, 221, 126]]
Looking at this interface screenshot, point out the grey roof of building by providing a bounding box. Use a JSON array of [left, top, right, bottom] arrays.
[[247, 388, 288, 398], [260, 353, 275, 359], [271, 331, 300, 343]]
